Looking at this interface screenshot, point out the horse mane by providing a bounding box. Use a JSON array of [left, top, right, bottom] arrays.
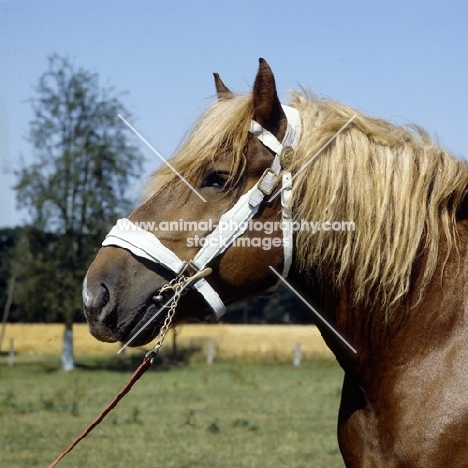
[[289, 90, 468, 318], [145, 90, 468, 319]]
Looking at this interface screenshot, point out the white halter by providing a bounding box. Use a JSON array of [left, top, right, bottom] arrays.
[[102, 105, 301, 321]]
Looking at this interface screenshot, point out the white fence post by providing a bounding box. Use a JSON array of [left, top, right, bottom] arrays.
[[206, 339, 214, 365], [293, 342, 302, 366], [61, 327, 74, 371]]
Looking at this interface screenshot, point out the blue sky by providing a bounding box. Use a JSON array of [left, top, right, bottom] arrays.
[[1, 0, 467, 228]]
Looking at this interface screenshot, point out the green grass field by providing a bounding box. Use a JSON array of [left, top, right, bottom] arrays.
[[0, 354, 345, 467]]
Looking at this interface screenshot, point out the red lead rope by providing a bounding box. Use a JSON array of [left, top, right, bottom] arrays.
[[48, 356, 153, 468]]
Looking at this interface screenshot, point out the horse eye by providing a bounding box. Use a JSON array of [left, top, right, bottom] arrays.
[[203, 172, 229, 190]]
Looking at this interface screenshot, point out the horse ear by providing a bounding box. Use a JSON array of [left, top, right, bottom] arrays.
[[213, 73, 233, 100], [252, 58, 285, 135]]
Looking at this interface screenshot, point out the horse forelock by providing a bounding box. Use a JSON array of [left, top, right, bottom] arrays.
[[143, 88, 468, 321], [144, 94, 254, 200]]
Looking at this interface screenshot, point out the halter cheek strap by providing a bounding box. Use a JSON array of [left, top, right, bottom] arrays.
[[249, 104, 301, 277], [102, 105, 301, 321]]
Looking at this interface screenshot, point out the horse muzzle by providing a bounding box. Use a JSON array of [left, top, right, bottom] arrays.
[[82, 246, 174, 346]]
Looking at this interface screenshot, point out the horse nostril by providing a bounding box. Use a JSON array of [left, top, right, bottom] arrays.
[[83, 277, 111, 317], [102, 284, 110, 308]]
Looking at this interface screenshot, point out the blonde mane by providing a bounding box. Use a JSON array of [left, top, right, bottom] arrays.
[[146, 90, 468, 317]]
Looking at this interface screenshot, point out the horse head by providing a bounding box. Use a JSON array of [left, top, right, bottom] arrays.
[[83, 59, 296, 347]]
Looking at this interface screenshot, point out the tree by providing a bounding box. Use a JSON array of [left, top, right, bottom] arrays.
[[13, 55, 143, 369], [0, 228, 22, 318]]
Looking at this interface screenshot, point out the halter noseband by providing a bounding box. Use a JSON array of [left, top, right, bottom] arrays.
[[102, 105, 301, 321]]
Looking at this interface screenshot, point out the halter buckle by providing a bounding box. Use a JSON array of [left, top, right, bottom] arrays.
[[258, 168, 278, 196]]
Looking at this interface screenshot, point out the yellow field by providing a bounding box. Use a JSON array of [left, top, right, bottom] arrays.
[[0, 323, 333, 361]]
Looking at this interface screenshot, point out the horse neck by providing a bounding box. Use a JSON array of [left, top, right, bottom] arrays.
[[291, 223, 468, 388]]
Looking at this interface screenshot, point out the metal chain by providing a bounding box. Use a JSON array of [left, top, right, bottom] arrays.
[[146, 276, 188, 361]]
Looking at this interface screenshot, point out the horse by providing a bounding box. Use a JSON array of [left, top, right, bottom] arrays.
[[83, 58, 468, 467]]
